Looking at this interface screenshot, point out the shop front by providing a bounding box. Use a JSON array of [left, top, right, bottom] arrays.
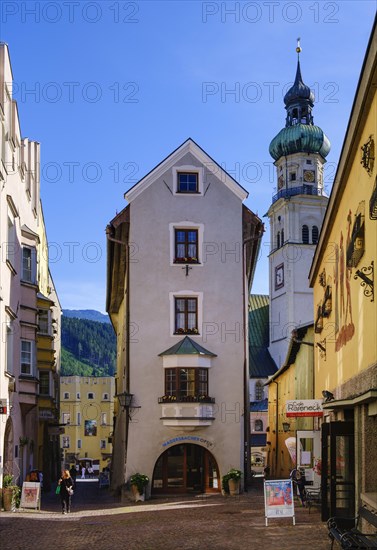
[[152, 443, 220, 494]]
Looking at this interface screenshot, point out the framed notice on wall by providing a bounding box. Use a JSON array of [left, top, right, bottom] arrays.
[[20, 482, 41, 510], [264, 479, 295, 526]]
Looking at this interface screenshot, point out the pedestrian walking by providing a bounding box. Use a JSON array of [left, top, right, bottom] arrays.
[[81, 466, 86, 479], [57, 469, 74, 514], [69, 465, 77, 486]]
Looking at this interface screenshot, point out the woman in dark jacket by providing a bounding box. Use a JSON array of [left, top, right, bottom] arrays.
[[58, 469, 74, 514]]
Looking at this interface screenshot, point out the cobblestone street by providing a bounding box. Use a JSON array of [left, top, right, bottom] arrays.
[[0, 479, 330, 550]]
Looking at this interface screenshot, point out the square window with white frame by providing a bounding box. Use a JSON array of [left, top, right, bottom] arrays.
[[21, 340, 34, 376], [175, 297, 198, 335], [62, 436, 70, 448], [21, 246, 36, 283], [174, 229, 199, 263], [177, 172, 198, 193]]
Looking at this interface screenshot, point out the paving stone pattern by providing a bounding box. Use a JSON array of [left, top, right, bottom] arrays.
[[0, 479, 330, 550]]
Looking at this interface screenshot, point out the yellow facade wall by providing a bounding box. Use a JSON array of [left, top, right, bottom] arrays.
[[313, 93, 377, 397], [60, 377, 115, 471]]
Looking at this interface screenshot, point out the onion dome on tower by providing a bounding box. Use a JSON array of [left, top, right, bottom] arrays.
[[269, 39, 331, 161]]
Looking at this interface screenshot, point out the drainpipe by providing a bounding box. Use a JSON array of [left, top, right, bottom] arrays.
[[242, 226, 264, 491], [272, 380, 279, 477]]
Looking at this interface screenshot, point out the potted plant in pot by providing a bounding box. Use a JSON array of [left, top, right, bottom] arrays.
[[222, 468, 242, 496], [2, 475, 21, 511], [129, 473, 149, 502]]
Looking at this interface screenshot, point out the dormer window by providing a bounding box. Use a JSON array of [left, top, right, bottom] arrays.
[[177, 172, 198, 193]]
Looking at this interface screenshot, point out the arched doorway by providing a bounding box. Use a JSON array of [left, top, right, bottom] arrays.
[[3, 417, 14, 478], [152, 444, 220, 494]]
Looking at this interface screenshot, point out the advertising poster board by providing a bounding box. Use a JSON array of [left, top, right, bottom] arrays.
[[264, 479, 295, 526], [20, 482, 41, 510]]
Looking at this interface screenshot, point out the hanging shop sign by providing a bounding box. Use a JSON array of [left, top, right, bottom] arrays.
[[39, 408, 55, 420], [286, 400, 323, 417]]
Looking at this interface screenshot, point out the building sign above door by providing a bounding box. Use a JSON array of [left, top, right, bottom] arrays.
[[286, 400, 323, 417]]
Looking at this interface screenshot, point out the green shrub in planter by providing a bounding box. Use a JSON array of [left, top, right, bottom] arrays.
[[129, 473, 149, 495], [222, 468, 242, 494]]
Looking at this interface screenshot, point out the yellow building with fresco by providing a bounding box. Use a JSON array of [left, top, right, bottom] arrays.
[[60, 377, 115, 473], [266, 325, 318, 480], [309, 20, 377, 520]]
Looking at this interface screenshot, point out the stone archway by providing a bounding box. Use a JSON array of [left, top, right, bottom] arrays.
[[152, 443, 220, 494]]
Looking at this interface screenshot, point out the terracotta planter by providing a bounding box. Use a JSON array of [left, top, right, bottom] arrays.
[[2, 488, 15, 511], [130, 483, 145, 502], [228, 478, 240, 496]]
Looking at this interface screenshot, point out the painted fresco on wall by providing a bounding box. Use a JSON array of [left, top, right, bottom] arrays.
[[332, 205, 368, 351]]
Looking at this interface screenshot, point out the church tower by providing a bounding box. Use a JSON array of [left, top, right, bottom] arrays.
[[267, 41, 331, 368]]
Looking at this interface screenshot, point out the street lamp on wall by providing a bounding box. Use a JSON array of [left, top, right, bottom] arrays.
[[116, 392, 134, 419]]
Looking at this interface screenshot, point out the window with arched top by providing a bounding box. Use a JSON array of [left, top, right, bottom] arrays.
[[312, 225, 319, 244], [255, 381, 264, 401], [254, 419, 263, 432], [276, 231, 280, 249], [302, 225, 309, 244]]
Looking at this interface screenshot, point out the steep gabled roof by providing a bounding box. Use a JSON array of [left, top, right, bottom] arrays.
[[249, 294, 277, 378], [124, 138, 248, 203], [158, 336, 217, 357]]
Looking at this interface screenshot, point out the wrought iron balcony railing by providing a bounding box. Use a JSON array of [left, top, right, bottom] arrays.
[[272, 185, 323, 204], [158, 395, 215, 404]]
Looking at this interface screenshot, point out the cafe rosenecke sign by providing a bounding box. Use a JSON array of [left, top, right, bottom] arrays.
[[286, 400, 323, 417]]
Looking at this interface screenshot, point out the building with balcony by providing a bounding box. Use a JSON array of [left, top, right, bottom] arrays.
[[0, 43, 61, 490], [60, 376, 114, 473], [106, 138, 263, 495]]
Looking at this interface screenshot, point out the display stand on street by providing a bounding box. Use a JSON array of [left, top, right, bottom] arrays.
[[264, 479, 295, 526]]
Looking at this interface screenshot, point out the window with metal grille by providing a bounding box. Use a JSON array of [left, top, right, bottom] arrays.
[[255, 381, 264, 401]]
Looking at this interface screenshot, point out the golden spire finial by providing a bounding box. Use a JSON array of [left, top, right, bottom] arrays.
[[296, 37, 302, 55]]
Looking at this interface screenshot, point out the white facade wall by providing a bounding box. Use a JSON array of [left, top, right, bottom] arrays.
[[120, 147, 250, 492]]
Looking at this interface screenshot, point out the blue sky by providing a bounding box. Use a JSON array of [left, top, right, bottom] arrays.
[[1, 1, 376, 312]]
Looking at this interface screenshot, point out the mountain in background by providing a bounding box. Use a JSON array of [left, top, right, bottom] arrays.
[[62, 309, 111, 324], [61, 314, 116, 377]]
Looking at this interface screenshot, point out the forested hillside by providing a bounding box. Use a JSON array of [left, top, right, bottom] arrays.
[[61, 316, 116, 377], [62, 309, 111, 323]]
